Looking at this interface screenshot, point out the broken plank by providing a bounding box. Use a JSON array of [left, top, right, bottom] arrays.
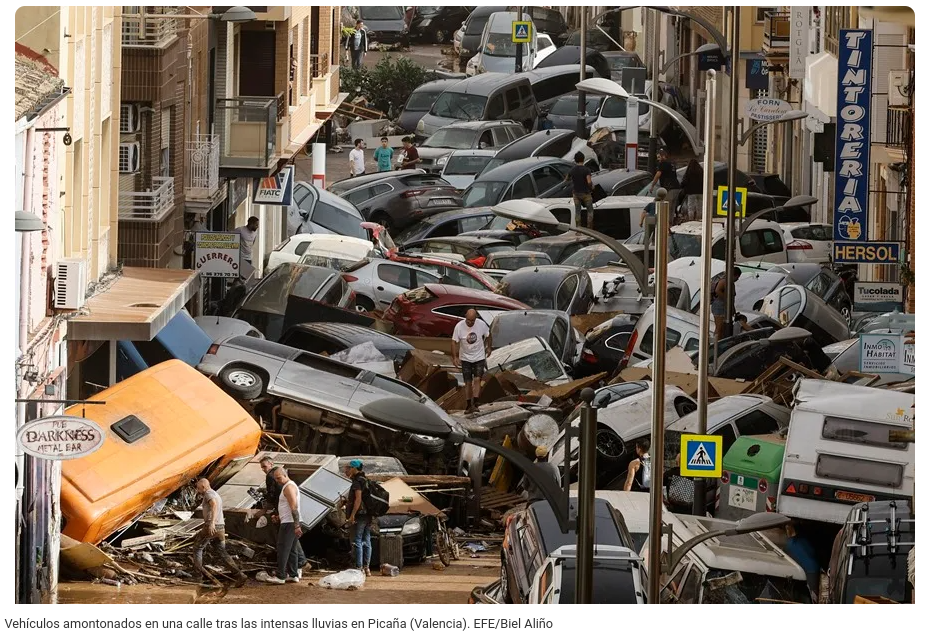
[[120, 531, 167, 548]]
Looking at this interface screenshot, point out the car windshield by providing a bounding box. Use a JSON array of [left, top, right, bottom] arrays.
[[495, 349, 563, 381], [479, 158, 506, 175], [311, 199, 367, 239], [300, 253, 366, 272], [789, 225, 833, 241], [445, 154, 494, 175], [405, 90, 441, 112], [431, 92, 487, 120], [423, 128, 478, 150], [241, 266, 334, 314], [607, 55, 642, 70], [600, 96, 650, 118], [484, 32, 519, 57], [550, 95, 603, 116], [562, 247, 619, 268], [359, 7, 403, 20], [499, 277, 555, 310], [462, 181, 507, 207], [490, 255, 549, 270], [492, 315, 555, 347]]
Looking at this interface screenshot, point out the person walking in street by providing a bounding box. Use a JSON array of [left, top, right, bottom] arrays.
[[566, 151, 594, 229], [264, 467, 303, 585], [192, 478, 247, 586], [451, 308, 492, 415], [345, 459, 373, 576], [234, 216, 259, 265], [678, 159, 704, 223], [623, 439, 652, 492], [373, 137, 394, 172], [711, 267, 742, 340], [347, 19, 369, 69], [349, 138, 366, 177], [648, 148, 680, 194], [399, 137, 421, 170]]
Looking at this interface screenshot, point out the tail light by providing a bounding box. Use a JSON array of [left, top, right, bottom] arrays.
[[720, 471, 730, 484], [207, 344, 220, 356], [758, 478, 768, 493], [341, 274, 358, 282], [787, 240, 813, 250], [466, 255, 487, 268], [581, 348, 598, 364], [401, 189, 425, 198]]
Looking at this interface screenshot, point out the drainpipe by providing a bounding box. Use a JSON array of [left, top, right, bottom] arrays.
[[20, 127, 34, 368]]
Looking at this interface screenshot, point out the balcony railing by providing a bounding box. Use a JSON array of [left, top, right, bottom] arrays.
[[186, 134, 220, 198], [118, 176, 176, 222], [122, 8, 183, 48], [310, 53, 330, 79], [887, 106, 911, 150], [763, 11, 791, 54], [217, 95, 281, 170]]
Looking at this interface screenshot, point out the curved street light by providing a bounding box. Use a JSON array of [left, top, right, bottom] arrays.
[[659, 42, 722, 77], [16, 210, 44, 233], [576, 77, 704, 155], [593, 6, 730, 58], [739, 110, 809, 146]]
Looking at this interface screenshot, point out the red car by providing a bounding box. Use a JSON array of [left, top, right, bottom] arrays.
[[384, 284, 529, 337]]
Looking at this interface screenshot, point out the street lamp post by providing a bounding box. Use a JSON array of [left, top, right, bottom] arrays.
[[723, 6, 741, 341], [659, 43, 722, 77], [577, 7, 588, 137], [575, 387, 597, 604]]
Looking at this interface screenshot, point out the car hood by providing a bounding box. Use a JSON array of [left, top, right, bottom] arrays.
[[417, 146, 461, 161], [398, 110, 427, 135], [364, 19, 407, 33], [417, 115, 462, 137], [480, 55, 516, 73]]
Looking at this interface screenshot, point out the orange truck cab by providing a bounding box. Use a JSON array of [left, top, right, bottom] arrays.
[[61, 359, 261, 545]]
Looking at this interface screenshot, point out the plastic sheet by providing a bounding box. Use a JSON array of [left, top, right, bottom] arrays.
[[319, 568, 366, 589]]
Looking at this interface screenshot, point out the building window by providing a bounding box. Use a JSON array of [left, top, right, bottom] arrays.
[[755, 7, 775, 24], [824, 7, 856, 55]]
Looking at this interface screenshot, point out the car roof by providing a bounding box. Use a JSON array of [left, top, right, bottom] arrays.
[[438, 119, 518, 131], [442, 72, 528, 96], [412, 206, 494, 225], [413, 78, 464, 93], [528, 498, 629, 554], [413, 236, 510, 247], [288, 322, 412, 348], [520, 232, 597, 247], [476, 156, 572, 181], [523, 63, 597, 82], [487, 12, 526, 33], [422, 283, 528, 306], [447, 148, 498, 158], [669, 395, 771, 433], [503, 264, 586, 280], [493, 129, 574, 159], [601, 50, 642, 59], [488, 250, 548, 259]]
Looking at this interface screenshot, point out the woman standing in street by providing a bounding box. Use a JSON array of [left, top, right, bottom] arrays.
[[678, 159, 704, 223]]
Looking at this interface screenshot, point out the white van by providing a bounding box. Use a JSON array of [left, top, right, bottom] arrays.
[[777, 379, 915, 525], [470, 12, 536, 75], [627, 220, 789, 265], [536, 195, 653, 240]]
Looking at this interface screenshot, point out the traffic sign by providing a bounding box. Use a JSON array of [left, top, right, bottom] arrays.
[[717, 185, 747, 218], [512, 21, 531, 43], [680, 434, 723, 478]]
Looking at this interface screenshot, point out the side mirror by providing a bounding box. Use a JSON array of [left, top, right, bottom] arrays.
[[597, 393, 612, 408], [299, 209, 310, 220]]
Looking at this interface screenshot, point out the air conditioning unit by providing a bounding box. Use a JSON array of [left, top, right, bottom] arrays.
[[54, 258, 87, 310], [118, 142, 140, 174], [120, 103, 140, 133], [888, 70, 911, 106]]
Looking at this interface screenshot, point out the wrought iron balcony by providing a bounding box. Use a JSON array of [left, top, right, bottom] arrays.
[[118, 176, 176, 222], [310, 52, 330, 79], [186, 134, 220, 199], [887, 106, 911, 150]]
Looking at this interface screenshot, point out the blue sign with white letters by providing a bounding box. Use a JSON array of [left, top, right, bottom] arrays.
[[833, 29, 873, 254], [746, 58, 769, 90]]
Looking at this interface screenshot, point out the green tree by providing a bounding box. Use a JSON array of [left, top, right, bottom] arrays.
[[340, 55, 434, 118]]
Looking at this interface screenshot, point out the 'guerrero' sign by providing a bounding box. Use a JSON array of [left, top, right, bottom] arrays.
[[833, 29, 873, 263], [17, 416, 105, 461], [195, 232, 241, 278], [744, 97, 791, 123]]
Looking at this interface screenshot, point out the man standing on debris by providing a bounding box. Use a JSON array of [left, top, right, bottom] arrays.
[[265, 467, 303, 584], [565, 151, 594, 228], [192, 478, 247, 586], [623, 439, 652, 492], [452, 308, 492, 415], [711, 267, 742, 340], [347, 19, 369, 69], [400, 137, 421, 170], [349, 138, 366, 177], [345, 459, 373, 576]]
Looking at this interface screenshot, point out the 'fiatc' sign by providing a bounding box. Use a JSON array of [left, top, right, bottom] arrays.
[[833, 29, 873, 263]]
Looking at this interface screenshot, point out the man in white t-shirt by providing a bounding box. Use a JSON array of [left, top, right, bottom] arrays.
[[451, 309, 492, 414], [349, 138, 365, 177], [234, 216, 259, 264]]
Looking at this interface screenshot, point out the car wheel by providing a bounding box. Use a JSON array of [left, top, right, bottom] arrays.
[[434, 29, 449, 44], [218, 366, 264, 400], [596, 426, 625, 460], [355, 295, 376, 312], [370, 212, 392, 233], [409, 434, 446, 454], [840, 305, 851, 322]]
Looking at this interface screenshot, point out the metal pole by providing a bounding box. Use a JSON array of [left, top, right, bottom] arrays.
[[647, 8, 660, 172], [693, 69, 717, 517], [723, 6, 741, 338], [516, 6, 524, 73], [626, 96, 639, 170], [577, 7, 587, 137], [575, 387, 597, 603], [646, 188, 669, 604], [782, 119, 794, 191]]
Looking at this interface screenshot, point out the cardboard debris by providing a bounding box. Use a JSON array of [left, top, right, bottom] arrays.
[[526, 372, 608, 402], [60, 535, 112, 571], [618, 368, 750, 400], [571, 311, 623, 335], [382, 477, 442, 517], [740, 357, 825, 405], [400, 336, 453, 355]]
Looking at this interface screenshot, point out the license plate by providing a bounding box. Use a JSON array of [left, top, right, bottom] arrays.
[[728, 485, 758, 511], [430, 198, 454, 206], [835, 490, 876, 504]]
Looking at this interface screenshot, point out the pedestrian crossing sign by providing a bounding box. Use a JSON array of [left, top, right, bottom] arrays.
[[512, 21, 531, 43], [716, 185, 748, 218], [680, 434, 723, 478]]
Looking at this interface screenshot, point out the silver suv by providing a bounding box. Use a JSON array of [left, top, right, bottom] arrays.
[[416, 120, 527, 173]]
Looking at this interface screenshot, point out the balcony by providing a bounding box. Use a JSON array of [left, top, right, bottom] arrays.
[[763, 11, 791, 58], [118, 176, 176, 222], [122, 8, 183, 48], [310, 53, 330, 79], [217, 94, 284, 173], [887, 106, 911, 150], [186, 134, 220, 200]]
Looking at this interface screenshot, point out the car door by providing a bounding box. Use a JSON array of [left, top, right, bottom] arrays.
[[506, 174, 537, 200], [555, 274, 579, 314], [532, 164, 567, 196], [373, 262, 417, 307], [548, 316, 569, 364], [274, 353, 359, 407]]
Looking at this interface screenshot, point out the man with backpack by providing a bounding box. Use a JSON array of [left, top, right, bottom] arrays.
[[344, 459, 390, 576], [623, 439, 652, 492]]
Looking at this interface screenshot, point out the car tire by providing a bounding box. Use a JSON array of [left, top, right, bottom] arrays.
[[409, 434, 445, 454], [218, 366, 264, 400], [434, 29, 449, 44], [355, 295, 376, 312], [370, 212, 392, 233], [596, 426, 625, 461]]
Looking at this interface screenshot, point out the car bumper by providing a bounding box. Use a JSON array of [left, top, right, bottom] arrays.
[[370, 32, 409, 45]]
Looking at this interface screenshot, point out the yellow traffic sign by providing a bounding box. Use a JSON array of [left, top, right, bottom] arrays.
[[680, 434, 723, 478], [717, 185, 748, 218], [512, 21, 531, 43]]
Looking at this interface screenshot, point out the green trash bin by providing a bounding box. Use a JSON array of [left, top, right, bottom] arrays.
[[716, 434, 785, 521]]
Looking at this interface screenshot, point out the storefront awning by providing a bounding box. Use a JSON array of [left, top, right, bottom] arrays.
[[67, 267, 201, 341]]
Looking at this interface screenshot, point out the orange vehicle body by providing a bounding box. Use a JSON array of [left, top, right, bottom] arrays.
[[61, 360, 261, 544]]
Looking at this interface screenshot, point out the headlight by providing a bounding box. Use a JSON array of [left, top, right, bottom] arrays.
[[436, 155, 449, 166], [402, 518, 421, 536]]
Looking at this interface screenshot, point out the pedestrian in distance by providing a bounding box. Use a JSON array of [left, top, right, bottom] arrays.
[[565, 151, 594, 229], [234, 216, 259, 265], [711, 267, 742, 340], [451, 308, 492, 415], [347, 19, 369, 69], [648, 147, 680, 194], [400, 137, 421, 170], [623, 439, 652, 492], [344, 459, 373, 576], [263, 467, 303, 585], [349, 138, 366, 177], [678, 158, 704, 223], [191, 478, 247, 587], [373, 137, 394, 172]]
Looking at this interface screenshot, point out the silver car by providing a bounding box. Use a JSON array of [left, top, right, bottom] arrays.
[[198, 335, 461, 453]]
